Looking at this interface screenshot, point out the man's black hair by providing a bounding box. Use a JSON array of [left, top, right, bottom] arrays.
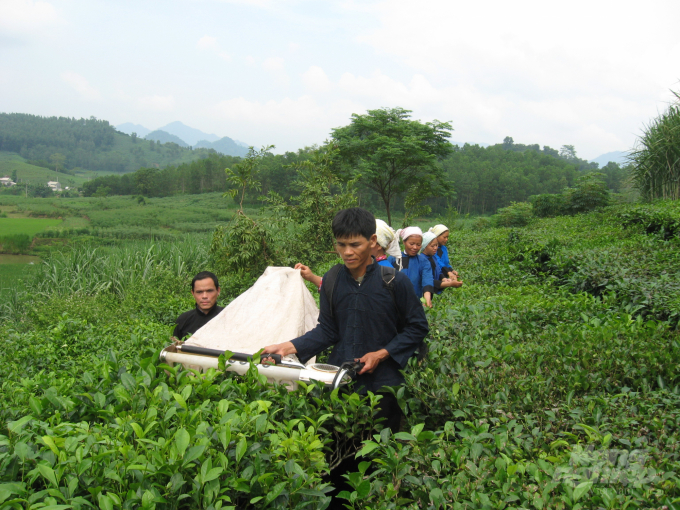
[[191, 271, 219, 290], [332, 207, 376, 240]]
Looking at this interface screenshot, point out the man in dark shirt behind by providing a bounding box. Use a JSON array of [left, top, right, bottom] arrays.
[[173, 271, 224, 339]]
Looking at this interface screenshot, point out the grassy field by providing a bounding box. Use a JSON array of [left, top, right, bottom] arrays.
[[0, 192, 243, 238], [0, 217, 63, 235]]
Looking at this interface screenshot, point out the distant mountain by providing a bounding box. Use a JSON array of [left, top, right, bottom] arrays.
[[195, 137, 249, 157], [158, 121, 220, 146], [144, 130, 189, 147], [590, 151, 630, 167], [117, 122, 151, 138]]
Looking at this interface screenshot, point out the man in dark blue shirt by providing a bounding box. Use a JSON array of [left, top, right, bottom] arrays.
[[263, 208, 429, 430]]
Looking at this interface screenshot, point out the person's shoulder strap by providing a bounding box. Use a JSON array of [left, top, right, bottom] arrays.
[[323, 264, 343, 319], [380, 265, 405, 332]]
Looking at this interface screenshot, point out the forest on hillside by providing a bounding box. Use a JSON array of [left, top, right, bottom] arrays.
[[0, 111, 632, 216], [0, 113, 215, 173], [78, 142, 630, 216]]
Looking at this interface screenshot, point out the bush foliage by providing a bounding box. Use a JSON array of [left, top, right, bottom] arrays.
[[1, 204, 680, 508]]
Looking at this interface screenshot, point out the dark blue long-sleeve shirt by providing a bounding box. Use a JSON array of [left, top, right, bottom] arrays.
[[291, 260, 429, 393]]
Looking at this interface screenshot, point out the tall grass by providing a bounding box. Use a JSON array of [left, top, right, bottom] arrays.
[[33, 236, 210, 299], [631, 90, 680, 200]]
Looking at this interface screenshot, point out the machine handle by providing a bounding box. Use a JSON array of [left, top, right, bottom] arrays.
[[331, 361, 365, 391], [177, 345, 281, 365]]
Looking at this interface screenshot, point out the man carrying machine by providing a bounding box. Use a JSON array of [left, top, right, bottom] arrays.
[[263, 207, 429, 431]]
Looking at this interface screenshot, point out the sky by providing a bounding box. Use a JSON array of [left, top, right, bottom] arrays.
[[1, 0, 679, 159]]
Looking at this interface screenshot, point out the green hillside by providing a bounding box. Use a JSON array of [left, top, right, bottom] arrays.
[[0, 113, 220, 176], [0, 152, 105, 188]]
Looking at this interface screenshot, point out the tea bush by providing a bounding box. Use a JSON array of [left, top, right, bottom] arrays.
[[493, 202, 533, 227], [1, 203, 680, 508]]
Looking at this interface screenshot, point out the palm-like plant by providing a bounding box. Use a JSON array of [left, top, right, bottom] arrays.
[[630, 90, 680, 200]]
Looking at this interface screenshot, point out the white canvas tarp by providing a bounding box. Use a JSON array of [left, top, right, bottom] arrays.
[[184, 267, 319, 357]]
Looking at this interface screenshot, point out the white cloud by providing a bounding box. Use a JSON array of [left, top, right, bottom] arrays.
[[302, 66, 332, 93], [60, 72, 100, 101], [196, 35, 230, 61], [137, 95, 176, 112], [342, 0, 680, 157], [217, 95, 322, 126], [262, 57, 285, 71], [196, 35, 218, 50], [0, 0, 58, 33], [262, 57, 289, 86]]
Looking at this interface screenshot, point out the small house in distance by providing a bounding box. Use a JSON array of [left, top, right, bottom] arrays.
[[47, 181, 62, 192], [0, 177, 16, 187]]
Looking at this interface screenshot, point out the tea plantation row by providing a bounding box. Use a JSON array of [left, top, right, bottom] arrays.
[[1, 203, 679, 509]]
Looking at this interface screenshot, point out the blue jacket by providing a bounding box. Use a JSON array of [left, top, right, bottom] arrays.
[[387, 253, 435, 298], [425, 254, 445, 295], [377, 258, 393, 268], [434, 245, 453, 276], [291, 260, 429, 393]]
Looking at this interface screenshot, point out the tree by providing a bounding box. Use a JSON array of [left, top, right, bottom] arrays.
[[503, 136, 514, 149], [631, 90, 680, 200], [93, 185, 111, 198], [134, 167, 159, 196], [11, 169, 17, 183], [559, 145, 577, 161], [131, 132, 138, 143], [224, 145, 273, 212], [50, 153, 66, 173], [331, 107, 454, 225], [265, 144, 357, 264], [565, 172, 609, 213]]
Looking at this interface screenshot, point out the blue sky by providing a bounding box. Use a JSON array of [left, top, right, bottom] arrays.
[[1, 0, 679, 159]]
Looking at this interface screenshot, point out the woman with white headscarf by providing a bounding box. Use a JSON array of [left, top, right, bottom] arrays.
[[387, 226, 434, 308], [429, 224, 457, 279], [373, 219, 401, 267], [420, 231, 462, 295]]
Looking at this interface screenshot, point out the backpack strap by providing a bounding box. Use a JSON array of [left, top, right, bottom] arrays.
[[380, 265, 405, 333], [322, 264, 343, 319]]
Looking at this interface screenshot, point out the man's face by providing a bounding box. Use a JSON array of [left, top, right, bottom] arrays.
[[191, 278, 220, 313], [335, 234, 377, 271]]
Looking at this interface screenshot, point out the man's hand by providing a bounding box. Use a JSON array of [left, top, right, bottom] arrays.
[[357, 348, 390, 375], [424, 292, 433, 308], [294, 263, 322, 288], [262, 341, 297, 364]]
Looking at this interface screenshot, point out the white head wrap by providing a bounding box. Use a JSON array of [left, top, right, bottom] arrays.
[[396, 226, 423, 243], [429, 224, 449, 237], [375, 219, 401, 258], [419, 232, 437, 254]]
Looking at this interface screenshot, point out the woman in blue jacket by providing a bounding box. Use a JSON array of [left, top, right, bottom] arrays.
[[420, 231, 462, 295], [429, 224, 458, 280], [388, 226, 434, 308]]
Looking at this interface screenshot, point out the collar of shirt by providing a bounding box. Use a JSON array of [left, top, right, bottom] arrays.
[[195, 303, 219, 316]]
